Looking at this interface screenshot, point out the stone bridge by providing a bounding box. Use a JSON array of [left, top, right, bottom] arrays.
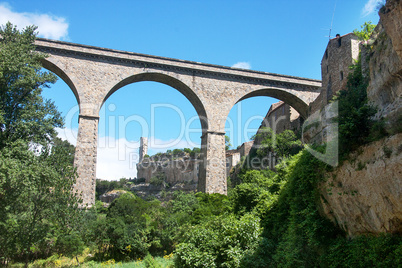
[[35, 38, 321, 206]]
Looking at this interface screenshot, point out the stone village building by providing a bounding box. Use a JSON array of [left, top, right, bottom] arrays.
[[136, 138, 254, 187]]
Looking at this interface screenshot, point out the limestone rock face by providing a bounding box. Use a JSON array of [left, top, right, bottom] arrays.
[[367, 22, 402, 124], [99, 189, 128, 203], [319, 134, 402, 236], [379, 0, 402, 61]]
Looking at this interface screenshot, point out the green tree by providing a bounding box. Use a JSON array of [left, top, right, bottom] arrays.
[[274, 130, 303, 158], [0, 23, 82, 266], [353, 21, 376, 41], [225, 135, 232, 150], [190, 147, 201, 158], [0, 22, 62, 149], [174, 213, 262, 268], [256, 128, 302, 160], [230, 169, 281, 217], [173, 148, 183, 155], [102, 193, 166, 260]]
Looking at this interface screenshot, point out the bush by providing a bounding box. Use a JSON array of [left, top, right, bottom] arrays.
[[322, 234, 402, 267], [230, 169, 282, 217], [172, 149, 183, 155], [174, 213, 262, 268], [150, 174, 165, 186], [144, 254, 162, 268], [134, 177, 147, 184], [190, 147, 201, 158]]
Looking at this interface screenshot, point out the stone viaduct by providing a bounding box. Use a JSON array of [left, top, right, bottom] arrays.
[[35, 38, 321, 206]]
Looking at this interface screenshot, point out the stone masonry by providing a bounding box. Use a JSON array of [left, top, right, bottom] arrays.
[[35, 38, 321, 205], [139, 137, 148, 163], [304, 33, 360, 144], [251, 101, 302, 169], [309, 33, 360, 114]]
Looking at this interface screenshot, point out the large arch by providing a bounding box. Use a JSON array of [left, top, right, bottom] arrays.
[[103, 72, 208, 132], [235, 88, 309, 119], [40, 58, 80, 107]]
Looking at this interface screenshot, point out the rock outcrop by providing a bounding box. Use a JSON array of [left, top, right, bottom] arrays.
[[366, 22, 402, 126], [130, 182, 198, 200], [379, 0, 402, 61], [99, 189, 128, 203], [319, 134, 401, 236]]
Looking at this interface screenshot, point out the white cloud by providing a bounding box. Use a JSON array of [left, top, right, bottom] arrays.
[[56, 127, 77, 146], [0, 3, 69, 40], [362, 0, 384, 17], [231, 62, 251, 69], [97, 136, 139, 181]]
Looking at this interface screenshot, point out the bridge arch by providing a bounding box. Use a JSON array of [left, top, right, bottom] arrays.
[[40, 58, 80, 108], [234, 88, 309, 120], [103, 72, 208, 131]]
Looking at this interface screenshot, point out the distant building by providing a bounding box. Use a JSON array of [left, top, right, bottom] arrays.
[[136, 138, 253, 185], [251, 101, 302, 169], [225, 141, 254, 175]]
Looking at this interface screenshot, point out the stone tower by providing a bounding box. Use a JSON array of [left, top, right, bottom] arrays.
[[139, 137, 148, 162]]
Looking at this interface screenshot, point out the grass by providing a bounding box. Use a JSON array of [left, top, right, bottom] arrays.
[[9, 252, 174, 268]]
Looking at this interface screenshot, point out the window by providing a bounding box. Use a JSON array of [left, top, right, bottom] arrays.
[[340, 71, 344, 81]]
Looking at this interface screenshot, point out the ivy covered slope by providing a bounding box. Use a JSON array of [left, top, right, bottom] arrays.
[[0, 22, 83, 266]]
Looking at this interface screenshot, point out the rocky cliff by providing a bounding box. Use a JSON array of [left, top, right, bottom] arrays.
[[317, 0, 402, 236], [319, 133, 402, 236]]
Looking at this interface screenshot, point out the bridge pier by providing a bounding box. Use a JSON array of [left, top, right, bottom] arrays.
[[73, 115, 99, 206], [198, 131, 227, 195]]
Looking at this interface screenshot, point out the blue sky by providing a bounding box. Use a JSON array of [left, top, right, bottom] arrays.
[[0, 0, 382, 180]]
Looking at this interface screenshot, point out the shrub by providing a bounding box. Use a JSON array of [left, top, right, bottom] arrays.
[[335, 55, 377, 160], [150, 174, 165, 186], [172, 149, 183, 155], [174, 213, 262, 268]]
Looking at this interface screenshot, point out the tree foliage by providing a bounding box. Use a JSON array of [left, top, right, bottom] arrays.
[[225, 135, 231, 150], [255, 127, 303, 159], [0, 22, 82, 266], [0, 22, 61, 149], [353, 21, 376, 41], [175, 213, 262, 268], [335, 55, 377, 159]]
